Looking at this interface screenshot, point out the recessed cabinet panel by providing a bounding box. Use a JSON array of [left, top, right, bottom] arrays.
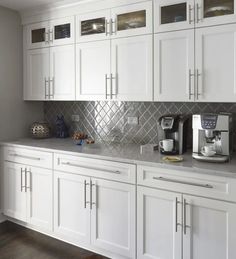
[[76, 10, 110, 42], [154, 0, 195, 32], [76, 41, 110, 100], [111, 1, 152, 38], [196, 0, 236, 27], [111, 35, 153, 101], [195, 24, 236, 102], [154, 30, 194, 102]]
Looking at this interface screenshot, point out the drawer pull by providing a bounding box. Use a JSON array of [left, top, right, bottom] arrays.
[[153, 176, 213, 189], [61, 161, 121, 175], [9, 153, 41, 161]]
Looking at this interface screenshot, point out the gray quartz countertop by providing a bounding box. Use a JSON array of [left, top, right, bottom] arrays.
[[1, 138, 236, 178]]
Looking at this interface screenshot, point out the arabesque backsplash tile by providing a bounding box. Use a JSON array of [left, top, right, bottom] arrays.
[[44, 101, 236, 145]]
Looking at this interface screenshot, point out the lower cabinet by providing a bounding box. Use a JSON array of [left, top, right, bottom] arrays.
[[137, 186, 236, 259], [54, 171, 136, 258], [4, 162, 53, 231]]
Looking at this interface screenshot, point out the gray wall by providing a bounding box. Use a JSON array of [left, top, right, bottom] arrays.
[[0, 6, 43, 141]]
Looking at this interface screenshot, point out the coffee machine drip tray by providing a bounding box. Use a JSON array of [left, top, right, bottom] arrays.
[[160, 150, 178, 155], [193, 153, 229, 163]]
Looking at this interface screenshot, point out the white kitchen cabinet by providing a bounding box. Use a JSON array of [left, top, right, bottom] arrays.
[[4, 162, 27, 222], [76, 40, 110, 100], [137, 186, 182, 259], [154, 0, 195, 33], [111, 35, 153, 101], [25, 48, 50, 100], [183, 195, 236, 259], [111, 1, 152, 38], [50, 45, 75, 100], [154, 29, 194, 102], [54, 171, 91, 246], [3, 162, 53, 231], [26, 17, 74, 49], [195, 0, 236, 28], [91, 178, 136, 259], [195, 24, 236, 102]]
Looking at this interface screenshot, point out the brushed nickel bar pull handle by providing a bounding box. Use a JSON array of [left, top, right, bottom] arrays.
[[110, 73, 113, 99], [111, 19, 117, 35], [61, 161, 121, 175], [20, 168, 23, 192], [10, 153, 41, 161], [189, 69, 194, 100], [49, 29, 53, 43], [196, 69, 201, 100], [183, 199, 191, 235], [196, 3, 201, 23], [189, 5, 194, 24], [44, 31, 49, 44], [24, 168, 27, 192], [175, 198, 181, 233], [90, 181, 96, 210], [84, 180, 90, 209], [49, 78, 54, 99], [105, 20, 110, 36], [25, 170, 32, 192], [153, 176, 213, 189], [45, 78, 49, 99], [105, 74, 108, 99]]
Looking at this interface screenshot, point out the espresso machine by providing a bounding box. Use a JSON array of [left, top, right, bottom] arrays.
[[192, 114, 233, 162], [158, 115, 190, 155]]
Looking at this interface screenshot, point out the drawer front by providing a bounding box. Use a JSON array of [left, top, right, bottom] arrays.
[[54, 153, 136, 184], [4, 146, 53, 169], [138, 165, 236, 202]]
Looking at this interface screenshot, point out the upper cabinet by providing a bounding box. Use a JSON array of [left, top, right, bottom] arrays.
[[154, 0, 195, 32], [195, 0, 236, 27], [76, 1, 152, 42], [26, 16, 75, 49]]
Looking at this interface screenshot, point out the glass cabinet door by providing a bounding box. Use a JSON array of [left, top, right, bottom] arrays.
[[154, 0, 195, 33], [50, 16, 75, 46], [76, 10, 110, 42], [196, 0, 236, 27], [111, 2, 152, 37], [26, 21, 49, 49]]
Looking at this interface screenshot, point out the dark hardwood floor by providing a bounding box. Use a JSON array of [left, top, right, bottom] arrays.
[[0, 221, 109, 259]]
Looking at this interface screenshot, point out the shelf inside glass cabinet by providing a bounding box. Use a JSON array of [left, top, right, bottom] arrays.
[[204, 0, 234, 18], [117, 10, 146, 31], [161, 3, 187, 24], [81, 18, 106, 36]]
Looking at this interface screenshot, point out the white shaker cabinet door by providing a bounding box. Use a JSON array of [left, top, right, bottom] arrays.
[[24, 48, 50, 100], [50, 45, 75, 100], [154, 29, 194, 102], [183, 195, 236, 259], [54, 171, 90, 246], [27, 167, 53, 231], [76, 40, 110, 100], [137, 186, 182, 259], [3, 162, 27, 222], [111, 35, 153, 101], [91, 178, 136, 259], [196, 24, 236, 102]]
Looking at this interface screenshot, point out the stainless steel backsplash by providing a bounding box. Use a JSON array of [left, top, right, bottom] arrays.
[[44, 101, 236, 145]]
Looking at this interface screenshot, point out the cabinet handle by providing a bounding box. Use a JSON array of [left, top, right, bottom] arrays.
[[44, 31, 49, 44], [183, 199, 191, 235], [196, 69, 201, 100], [49, 78, 54, 99], [24, 168, 27, 192], [110, 73, 117, 98], [189, 69, 194, 100], [90, 180, 96, 210], [189, 5, 194, 24], [20, 168, 24, 192], [25, 169, 32, 192], [105, 20, 110, 36], [10, 153, 41, 161], [84, 180, 90, 209], [60, 161, 121, 175], [49, 29, 53, 43], [111, 19, 117, 35], [196, 3, 201, 23], [175, 198, 181, 232], [153, 176, 213, 189], [45, 78, 49, 99], [105, 74, 110, 99]]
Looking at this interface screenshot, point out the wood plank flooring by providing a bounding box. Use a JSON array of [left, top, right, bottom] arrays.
[[0, 221, 109, 259]]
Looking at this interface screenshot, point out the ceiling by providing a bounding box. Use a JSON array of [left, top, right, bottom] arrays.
[[0, 0, 82, 11]]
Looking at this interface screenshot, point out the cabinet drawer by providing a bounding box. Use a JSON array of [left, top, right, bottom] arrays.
[[4, 146, 53, 169], [137, 165, 236, 202], [54, 153, 136, 184]]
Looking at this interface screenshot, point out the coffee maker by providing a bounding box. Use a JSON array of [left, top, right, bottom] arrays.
[[158, 115, 190, 155], [192, 114, 233, 162]]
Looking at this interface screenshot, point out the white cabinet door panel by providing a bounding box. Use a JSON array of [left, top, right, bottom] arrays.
[[91, 179, 136, 258], [27, 167, 53, 231], [196, 24, 236, 102], [54, 171, 90, 246], [50, 45, 75, 100], [137, 186, 182, 259], [25, 48, 50, 100], [154, 30, 194, 102], [183, 195, 236, 259], [76, 40, 110, 100], [111, 35, 153, 101], [4, 162, 27, 222]]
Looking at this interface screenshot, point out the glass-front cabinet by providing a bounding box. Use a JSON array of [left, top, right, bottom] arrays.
[[111, 1, 152, 38], [26, 17, 74, 49], [154, 0, 195, 32], [195, 0, 236, 27]]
